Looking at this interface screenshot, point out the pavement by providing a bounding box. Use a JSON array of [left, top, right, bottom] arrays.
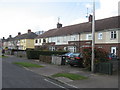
[[4, 55, 119, 88]]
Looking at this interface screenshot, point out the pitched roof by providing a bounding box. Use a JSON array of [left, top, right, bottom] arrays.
[[2, 37, 14, 42], [35, 29, 58, 38], [37, 16, 119, 38], [14, 32, 38, 40]]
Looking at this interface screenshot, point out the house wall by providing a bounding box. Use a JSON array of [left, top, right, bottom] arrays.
[[20, 39, 34, 50], [26, 39, 35, 49], [80, 28, 119, 44], [118, 30, 120, 43], [48, 34, 79, 45], [34, 38, 48, 46], [3, 42, 8, 49], [95, 30, 118, 44], [8, 41, 15, 49]]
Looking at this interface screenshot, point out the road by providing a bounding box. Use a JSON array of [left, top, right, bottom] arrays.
[[2, 56, 77, 89]]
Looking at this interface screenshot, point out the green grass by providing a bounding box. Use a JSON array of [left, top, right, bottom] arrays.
[[0, 55, 8, 58], [52, 73, 88, 80], [13, 62, 44, 68]]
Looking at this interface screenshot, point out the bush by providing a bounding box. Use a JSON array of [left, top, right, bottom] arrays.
[[26, 50, 68, 59], [82, 47, 109, 69]]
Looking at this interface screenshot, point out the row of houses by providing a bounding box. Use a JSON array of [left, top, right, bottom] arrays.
[[1, 16, 120, 57]]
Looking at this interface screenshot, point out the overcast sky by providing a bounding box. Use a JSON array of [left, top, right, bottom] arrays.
[[0, 0, 119, 38]]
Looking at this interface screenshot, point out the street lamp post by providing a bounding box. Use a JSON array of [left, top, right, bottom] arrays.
[[91, 0, 95, 72]]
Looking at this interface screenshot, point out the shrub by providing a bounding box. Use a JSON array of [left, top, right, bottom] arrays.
[[82, 47, 109, 69], [26, 50, 68, 59]]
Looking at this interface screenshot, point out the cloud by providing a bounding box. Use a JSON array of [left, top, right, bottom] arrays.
[[0, 7, 57, 38], [85, 3, 92, 8], [70, 0, 119, 25], [70, 17, 88, 25], [96, 0, 119, 19], [1, 0, 99, 3]]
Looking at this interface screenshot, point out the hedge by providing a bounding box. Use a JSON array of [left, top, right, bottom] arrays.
[[26, 50, 68, 59], [82, 47, 109, 69]]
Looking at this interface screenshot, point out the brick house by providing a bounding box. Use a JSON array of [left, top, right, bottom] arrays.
[[35, 16, 120, 57]]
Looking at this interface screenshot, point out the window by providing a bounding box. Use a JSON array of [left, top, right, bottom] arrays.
[[86, 34, 92, 40], [111, 31, 117, 39], [98, 33, 102, 39], [49, 47, 55, 51], [35, 39, 38, 43], [39, 39, 41, 43], [70, 36, 76, 41], [43, 39, 46, 43], [57, 37, 60, 42], [63, 36, 67, 42], [68, 46, 76, 53]]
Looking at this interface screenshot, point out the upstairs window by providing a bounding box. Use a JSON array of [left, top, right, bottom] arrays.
[[111, 31, 117, 39], [86, 34, 92, 40], [98, 33, 102, 39], [43, 39, 46, 43], [39, 39, 41, 43], [35, 39, 38, 43]]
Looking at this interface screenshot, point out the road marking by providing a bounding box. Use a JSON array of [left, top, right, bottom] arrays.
[[44, 79, 65, 88], [23, 67, 33, 71], [59, 80, 78, 88]]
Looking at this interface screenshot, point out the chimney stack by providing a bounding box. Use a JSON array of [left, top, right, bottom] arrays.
[[3, 37, 5, 40], [9, 35, 12, 38], [57, 23, 62, 28], [28, 29, 31, 33], [18, 32, 21, 35], [89, 14, 93, 22]]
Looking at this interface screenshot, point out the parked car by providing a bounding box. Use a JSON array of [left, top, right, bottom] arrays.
[[67, 53, 84, 67], [63, 52, 74, 63], [108, 53, 119, 60]]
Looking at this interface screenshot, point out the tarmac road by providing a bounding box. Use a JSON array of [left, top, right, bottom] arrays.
[[2, 56, 77, 89]]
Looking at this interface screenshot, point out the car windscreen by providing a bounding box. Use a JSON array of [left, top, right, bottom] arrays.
[[71, 53, 81, 57]]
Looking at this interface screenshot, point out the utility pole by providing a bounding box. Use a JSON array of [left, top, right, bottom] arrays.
[[91, 0, 95, 72]]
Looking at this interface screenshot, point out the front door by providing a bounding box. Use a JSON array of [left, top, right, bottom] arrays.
[[111, 47, 116, 55]]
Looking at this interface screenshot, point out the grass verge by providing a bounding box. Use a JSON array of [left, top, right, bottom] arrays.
[[52, 73, 88, 80], [0, 55, 8, 58], [13, 62, 44, 68]]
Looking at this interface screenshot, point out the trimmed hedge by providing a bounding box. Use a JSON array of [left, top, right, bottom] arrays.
[[82, 47, 109, 69], [26, 50, 68, 59]]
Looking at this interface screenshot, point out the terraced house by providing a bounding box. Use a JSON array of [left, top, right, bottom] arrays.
[[14, 29, 37, 50], [2, 30, 37, 50], [2, 35, 14, 50], [34, 16, 120, 58]]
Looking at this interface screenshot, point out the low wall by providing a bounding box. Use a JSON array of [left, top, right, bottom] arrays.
[[14, 51, 26, 58], [39, 55, 63, 65], [39, 55, 52, 63]]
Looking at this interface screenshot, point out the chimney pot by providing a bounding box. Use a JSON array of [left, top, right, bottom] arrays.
[[28, 29, 31, 33], [18, 32, 21, 35]]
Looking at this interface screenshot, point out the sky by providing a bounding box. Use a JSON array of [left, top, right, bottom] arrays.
[[0, 0, 119, 38]]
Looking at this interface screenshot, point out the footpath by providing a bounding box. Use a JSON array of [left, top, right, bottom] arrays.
[[4, 55, 119, 88]]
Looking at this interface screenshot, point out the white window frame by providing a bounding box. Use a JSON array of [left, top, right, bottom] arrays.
[[110, 31, 117, 39], [86, 34, 92, 40], [98, 33, 102, 39], [111, 47, 116, 55]]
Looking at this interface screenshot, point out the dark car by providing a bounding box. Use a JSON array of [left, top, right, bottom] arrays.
[[64, 52, 74, 60], [108, 53, 119, 60], [67, 53, 83, 67]]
